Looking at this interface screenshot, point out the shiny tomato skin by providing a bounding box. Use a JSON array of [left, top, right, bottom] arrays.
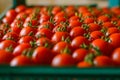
[[6, 9, 17, 18], [72, 48, 88, 63], [94, 56, 113, 67], [88, 23, 101, 32], [71, 36, 89, 49], [32, 47, 53, 65], [13, 43, 31, 57], [10, 55, 33, 66], [106, 27, 120, 36], [18, 36, 34, 44], [15, 5, 26, 13], [51, 53, 75, 67], [0, 50, 14, 64], [112, 48, 120, 66], [77, 61, 92, 68], [0, 40, 17, 50]]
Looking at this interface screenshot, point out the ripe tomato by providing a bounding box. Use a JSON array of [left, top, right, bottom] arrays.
[[16, 12, 28, 21], [98, 15, 110, 23], [72, 48, 88, 63], [106, 27, 120, 36], [35, 28, 53, 39], [36, 37, 53, 48], [2, 32, 19, 42], [15, 5, 26, 13], [71, 36, 89, 49], [20, 26, 36, 37], [39, 14, 50, 24], [88, 23, 101, 32], [91, 39, 110, 55], [84, 17, 94, 24], [32, 47, 53, 65], [0, 40, 17, 50], [69, 20, 82, 29], [109, 33, 120, 48], [52, 41, 72, 56], [69, 16, 80, 22], [51, 53, 75, 67], [10, 55, 33, 66], [51, 32, 69, 43], [18, 36, 34, 44], [0, 50, 14, 64], [77, 61, 92, 68], [6, 9, 17, 18], [102, 22, 115, 28], [52, 6, 62, 15], [94, 55, 112, 67], [2, 17, 14, 24], [70, 26, 85, 39], [90, 31, 104, 41], [13, 43, 31, 56], [112, 48, 120, 66]]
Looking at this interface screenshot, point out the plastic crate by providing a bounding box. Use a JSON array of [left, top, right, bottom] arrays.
[[0, 0, 120, 80]]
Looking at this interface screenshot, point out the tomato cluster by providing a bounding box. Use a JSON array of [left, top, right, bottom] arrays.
[[1, 5, 120, 67]]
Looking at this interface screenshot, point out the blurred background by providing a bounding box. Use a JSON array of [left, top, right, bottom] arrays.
[[0, 0, 108, 13]]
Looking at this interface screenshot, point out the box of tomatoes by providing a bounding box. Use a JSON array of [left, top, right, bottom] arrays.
[[0, 0, 120, 80]]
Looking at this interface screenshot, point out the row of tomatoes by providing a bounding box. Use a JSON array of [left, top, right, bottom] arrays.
[[0, 5, 120, 67]]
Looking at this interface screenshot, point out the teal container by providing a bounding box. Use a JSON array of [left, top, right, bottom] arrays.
[[0, 0, 120, 80]]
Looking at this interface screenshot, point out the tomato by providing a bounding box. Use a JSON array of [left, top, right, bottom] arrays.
[[18, 36, 34, 44], [0, 40, 17, 50], [78, 6, 88, 13], [32, 47, 53, 65], [2, 17, 14, 24], [72, 48, 88, 63], [109, 33, 120, 48], [20, 26, 36, 37], [102, 22, 115, 28], [82, 12, 93, 18], [65, 6, 76, 18], [52, 32, 69, 43], [10, 55, 33, 66], [2, 32, 19, 42], [69, 16, 80, 22], [91, 39, 110, 55], [90, 31, 104, 41], [0, 23, 9, 33], [38, 21, 54, 30], [51, 53, 75, 67], [94, 55, 112, 67], [71, 36, 89, 49], [106, 27, 120, 36], [39, 14, 50, 24], [70, 26, 85, 39], [13, 43, 31, 56], [36, 37, 53, 48], [15, 5, 26, 13], [25, 8, 33, 15], [98, 15, 110, 23], [77, 61, 92, 68], [6, 9, 17, 18], [0, 50, 14, 64], [52, 6, 62, 15], [88, 23, 101, 32], [69, 20, 82, 29], [16, 12, 28, 21], [35, 28, 53, 39], [112, 48, 120, 66], [52, 41, 72, 56], [84, 17, 94, 24]]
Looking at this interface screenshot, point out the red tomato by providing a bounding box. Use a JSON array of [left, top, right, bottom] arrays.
[[52, 32, 69, 43], [36, 37, 53, 48], [70, 26, 85, 39], [84, 18, 94, 24], [51, 53, 75, 67], [94, 56, 113, 67], [69, 16, 80, 22], [98, 15, 110, 23], [32, 47, 53, 65], [15, 5, 26, 13], [52, 6, 62, 15], [20, 26, 36, 37], [2, 17, 14, 24], [102, 22, 115, 28], [39, 14, 50, 24], [77, 61, 92, 68], [88, 23, 101, 32], [91, 39, 110, 55], [0, 40, 17, 50], [71, 36, 89, 49], [52, 41, 72, 55], [112, 48, 120, 66], [109, 33, 120, 48], [16, 12, 28, 21], [72, 48, 88, 63], [2, 32, 19, 42], [0, 50, 14, 64], [106, 27, 120, 36], [10, 55, 33, 66], [69, 20, 82, 29], [35, 28, 53, 39], [18, 36, 34, 44], [13, 43, 31, 56], [6, 9, 17, 18]]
